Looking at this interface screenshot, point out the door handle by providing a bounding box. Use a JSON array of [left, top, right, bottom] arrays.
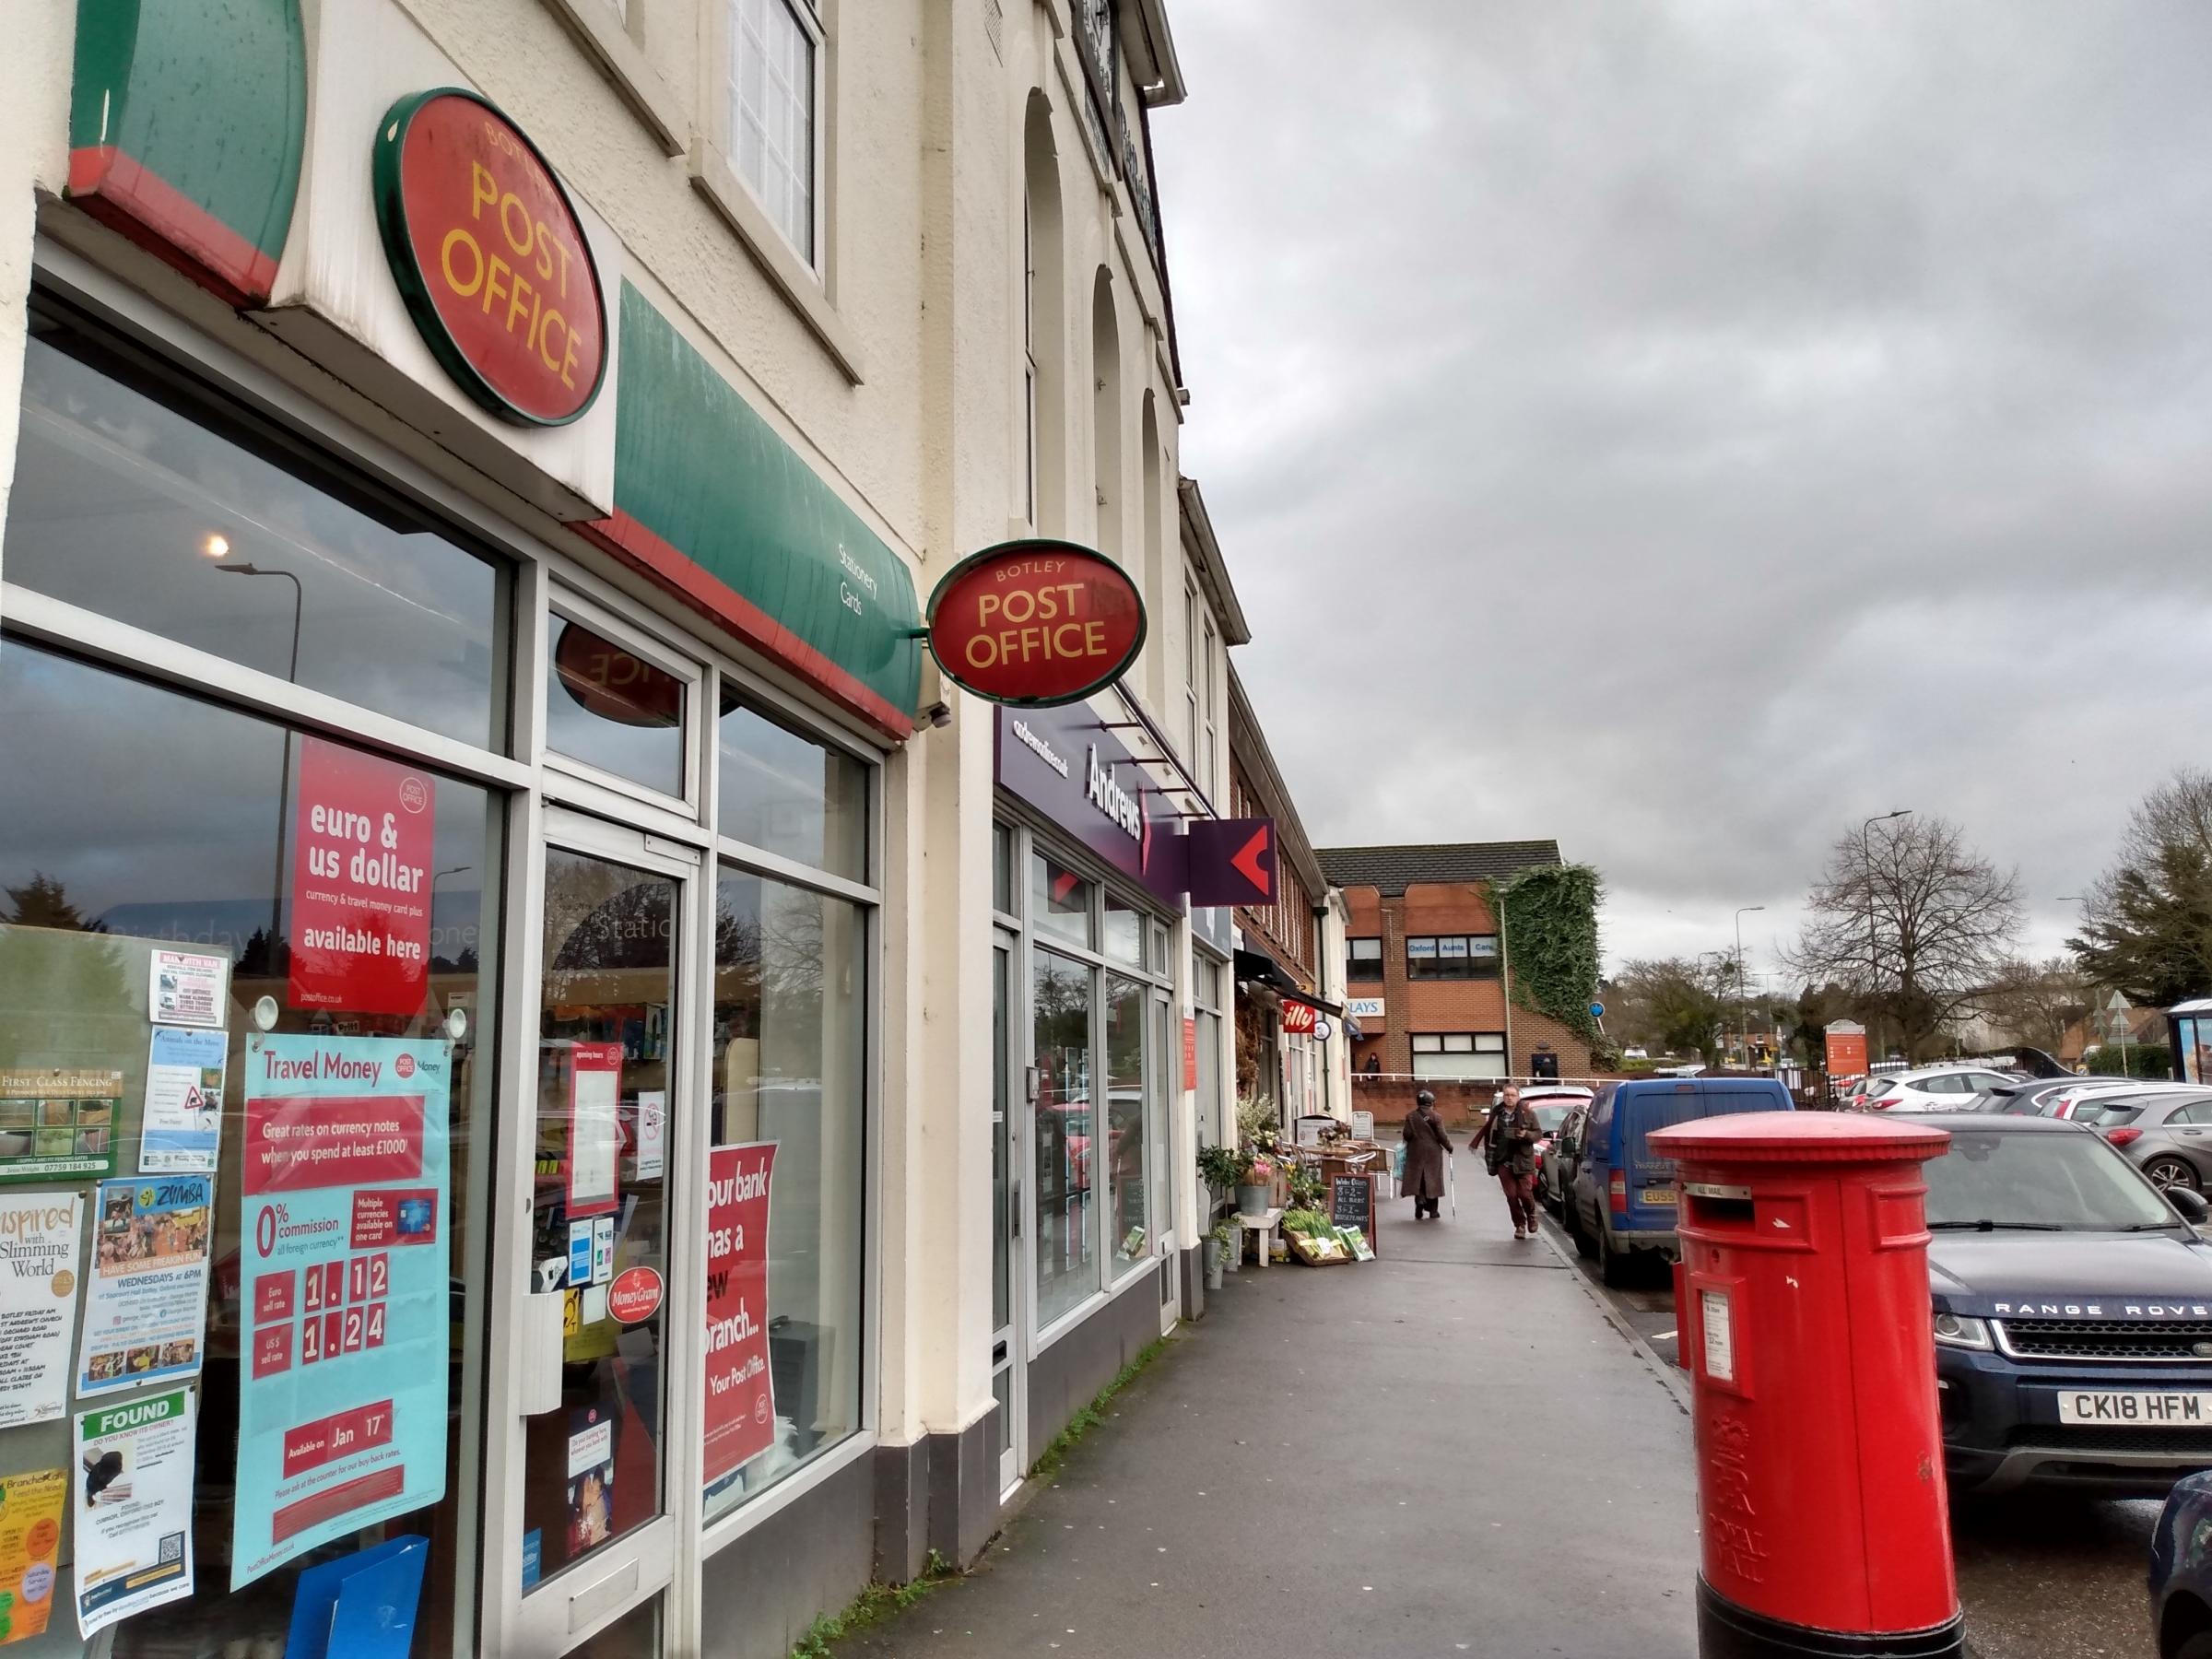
[[1011, 1180, 1023, 1239]]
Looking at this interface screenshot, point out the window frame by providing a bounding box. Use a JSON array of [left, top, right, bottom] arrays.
[[1405, 933, 1502, 981], [691, 0, 866, 382], [1347, 936, 1383, 982]]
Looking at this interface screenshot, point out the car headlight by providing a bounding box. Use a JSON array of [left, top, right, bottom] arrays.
[[1934, 1312, 1993, 1350]]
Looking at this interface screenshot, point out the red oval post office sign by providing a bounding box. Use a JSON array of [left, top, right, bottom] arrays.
[[927, 540, 1147, 706], [372, 88, 607, 426], [606, 1266, 663, 1325]]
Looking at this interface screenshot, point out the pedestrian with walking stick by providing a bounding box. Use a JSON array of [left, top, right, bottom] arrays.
[[1399, 1088, 1453, 1220]]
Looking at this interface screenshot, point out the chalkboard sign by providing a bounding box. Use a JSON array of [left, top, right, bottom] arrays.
[[1332, 1173, 1372, 1237]]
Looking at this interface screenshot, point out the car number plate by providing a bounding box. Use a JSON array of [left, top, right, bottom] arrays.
[[2055, 1390, 2212, 1425], [1641, 1187, 1678, 1206]]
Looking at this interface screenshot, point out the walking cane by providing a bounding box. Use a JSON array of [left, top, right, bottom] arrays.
[[1448, 1143, 1457, 1217]]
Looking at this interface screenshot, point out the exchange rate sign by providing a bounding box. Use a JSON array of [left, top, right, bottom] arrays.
[[372, 89, 607, 426], [927, 540, 1146, 706]]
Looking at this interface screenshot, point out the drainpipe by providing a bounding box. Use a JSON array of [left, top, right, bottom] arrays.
[[1313, 900, 1331, 1121]]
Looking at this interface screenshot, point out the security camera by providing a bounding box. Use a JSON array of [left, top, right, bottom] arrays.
[[924, 701, 953, 729]]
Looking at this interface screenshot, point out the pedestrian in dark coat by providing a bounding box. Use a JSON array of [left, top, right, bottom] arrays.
[[1399, 1089, 1453, 1219]]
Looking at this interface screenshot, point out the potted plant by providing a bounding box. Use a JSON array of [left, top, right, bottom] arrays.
[[1195, 1142, 1245, 1202], [1237, 1155, 1275, 1218], [1206, 1220, 1234, 1289]]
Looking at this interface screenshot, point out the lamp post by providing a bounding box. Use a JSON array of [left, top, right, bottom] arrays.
[[1860, 810, 1911, 1057], [1735, 906, 1765, 1065], [218, 562, 303, 958]]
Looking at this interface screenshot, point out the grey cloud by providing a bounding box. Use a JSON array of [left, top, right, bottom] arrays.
[[1157, 1, 2212, 975]]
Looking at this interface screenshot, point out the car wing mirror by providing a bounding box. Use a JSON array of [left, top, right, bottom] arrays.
[[2171, 1187, 2210, 1225]]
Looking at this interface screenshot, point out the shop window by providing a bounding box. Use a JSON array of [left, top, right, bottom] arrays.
[[546, 613, 689, 797], [1347, 936, 1382, 982], [1103, 890, 1145, 968], [992, 823, 1016, 915], [1410, 1031, 1508, 1081], [1406, 935, 1500, 980], [1103, 973, 1150, 1274], [1032, 949, 1094, 1326], [1031, 853, 1093, 950], [8, 305, 508, 751], [1194, 957, 1225, 1149], [0, 638, 499, 1657], [716, 694, 867, 879], [704, 863, 865, 1521]]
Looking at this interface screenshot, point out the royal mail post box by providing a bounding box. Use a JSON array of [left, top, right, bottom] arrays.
[[1648, 1112, 1961, 1659]]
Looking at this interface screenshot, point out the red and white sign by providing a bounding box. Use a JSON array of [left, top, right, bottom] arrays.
[[1182, 1017, 1199, 1093], [926, 540, 1146, 706], [607, 1266, 663, 1325], [374, 89, 607, 426], [566, 1043, 623, 1219], [1824, 1026, 1869, 1080], [702, 1143, 777, 1488], [242, 1093, 427, 1195], [288, 738, 436, 1017], [1281, 1000, 1319, 1036]]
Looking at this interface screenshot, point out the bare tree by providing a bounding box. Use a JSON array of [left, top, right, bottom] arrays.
[[1783, 815, 2024, 1062], [1977, 956, 2091, 1052]]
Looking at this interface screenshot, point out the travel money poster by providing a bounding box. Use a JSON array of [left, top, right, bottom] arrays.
[[74, 1388, 195, 1638], [231, 1033, 452, 1590], [75, 1177, 212, 1397], [0, 1193, 82, 1429], [0, 1467, 66, 1645], [0, 1067, 122, 1183]]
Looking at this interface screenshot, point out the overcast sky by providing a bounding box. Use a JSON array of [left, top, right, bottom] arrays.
[[1154, 1, 2212, 985]]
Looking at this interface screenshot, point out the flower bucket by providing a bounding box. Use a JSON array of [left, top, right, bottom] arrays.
[[1235, 1183, 1269, 1217]]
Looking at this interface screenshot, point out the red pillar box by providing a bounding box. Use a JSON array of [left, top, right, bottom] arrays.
[[1648, 1113, 1963, 1659]]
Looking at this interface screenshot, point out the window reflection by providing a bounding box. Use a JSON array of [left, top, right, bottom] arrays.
[[716, 698, 866, 879], [1034, 949, 1094, 1324], [9, 310, 506, 750], [705, 865, 865, 1520], [1105, 974, 1148, 1270], [546, 616, 688, 796], [1031, 854, 1091, 949]]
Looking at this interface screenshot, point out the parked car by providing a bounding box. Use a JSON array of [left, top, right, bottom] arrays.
[[1565, 1077, 1794, 1285], [1997, 1078, 2205, 1122], [1973, 1077, 2096, 1116], [1527, 1091, 1595, 1214], [2150, 1471, 2212, 1657], [1859, 1064, 2019, 1112], [1917, 1113, 2212, 1496], [2084, 1092, 2212, 1194]]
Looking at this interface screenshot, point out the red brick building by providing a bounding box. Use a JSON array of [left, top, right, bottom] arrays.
[[1319, 841, 1595, 1083]]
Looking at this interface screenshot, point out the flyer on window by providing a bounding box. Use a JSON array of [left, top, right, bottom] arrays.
[[0, 1068, 123, 1184], [138, 1028, 228, 1174], [0, 1466, 66, 1645], [701, 1142, 777, 1494], [0, 1193, 82, 1430], [75, 1177, 212, 1398], [73, 1388, 196, 1639], [565, 1043, 622, 1219], [230, 1033, 453, 1591], [147, 949, 229, 1030], [286, 738, 436, 1018]]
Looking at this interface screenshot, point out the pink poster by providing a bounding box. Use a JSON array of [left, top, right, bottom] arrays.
[[701, 1144, 776, 1490], [565, 1044, 623, 1220], [288, 738, 436, 1017]]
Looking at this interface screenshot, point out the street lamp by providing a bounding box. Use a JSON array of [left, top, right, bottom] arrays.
[[218, 562, 304, 958], [1735, 906, 1765, 1065], [1861, 810, 1911, 1053]]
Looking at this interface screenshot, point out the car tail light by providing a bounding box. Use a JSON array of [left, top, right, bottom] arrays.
[[1609, 1169, 1627, 1214], [2105, 1127, 2144, 1147], [1868, 1096, 1902, 1111]]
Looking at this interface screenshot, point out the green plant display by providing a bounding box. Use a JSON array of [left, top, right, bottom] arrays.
[[1195, 1143, 1249, 1189], [1493, 865, 1606, 1052]]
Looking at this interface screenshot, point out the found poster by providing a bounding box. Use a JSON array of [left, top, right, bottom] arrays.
[[0, 1467, 65, 1645], [231, 1033, 453, 1590], [138, 1028, 228, 1173], [701, 1143, 777, 1492], [76, 1177, 212, 1397], [0, 1194, 82, 1428], [287, 737, 437, 1018], [73, 1388, 196, 1638], [0, 1068, 122, 1183], [148, 949, 229, 1030]]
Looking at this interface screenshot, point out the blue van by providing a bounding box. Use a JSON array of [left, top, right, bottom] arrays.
[[1563, 1077, 1794, 1284]]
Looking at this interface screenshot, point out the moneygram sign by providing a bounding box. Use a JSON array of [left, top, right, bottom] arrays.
[[372, 89, 607, 426], [927, 540, 1146, 706]]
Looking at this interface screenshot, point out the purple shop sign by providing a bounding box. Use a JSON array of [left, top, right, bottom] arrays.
[[995, 703, 1187, 906]]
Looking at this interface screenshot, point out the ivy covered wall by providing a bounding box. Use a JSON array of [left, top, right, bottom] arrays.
[[1492, 865, 1607, 1056]]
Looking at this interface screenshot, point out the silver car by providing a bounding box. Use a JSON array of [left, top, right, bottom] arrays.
[[2085, 1089, 2212, 1194]]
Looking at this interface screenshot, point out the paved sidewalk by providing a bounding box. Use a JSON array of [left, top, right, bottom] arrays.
[[841, 1150, 1700, 1658]]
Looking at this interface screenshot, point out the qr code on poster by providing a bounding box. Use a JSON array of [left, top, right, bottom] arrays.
[[159, 1533, 183, 1563]]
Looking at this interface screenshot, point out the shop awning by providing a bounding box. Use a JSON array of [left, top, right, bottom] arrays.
[[1233, 948, 1342, 1018]]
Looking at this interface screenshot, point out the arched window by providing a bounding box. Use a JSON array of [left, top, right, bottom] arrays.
[[1090, 268, 1121, 560], [1022, 95, 1065, 533]]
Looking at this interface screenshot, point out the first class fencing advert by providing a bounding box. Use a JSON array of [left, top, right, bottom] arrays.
[[231, 1033, 453, 1590]]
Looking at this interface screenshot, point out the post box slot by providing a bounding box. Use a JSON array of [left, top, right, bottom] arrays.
[[1687, 1193, 1755, 1228]]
